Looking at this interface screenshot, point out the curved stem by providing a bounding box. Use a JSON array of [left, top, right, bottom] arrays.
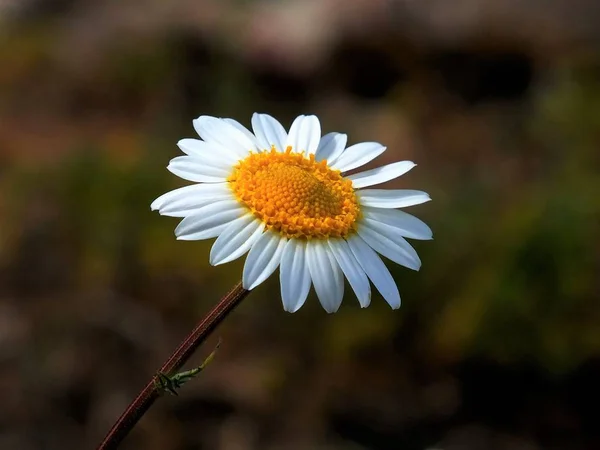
[[96, 281, 250, 450]]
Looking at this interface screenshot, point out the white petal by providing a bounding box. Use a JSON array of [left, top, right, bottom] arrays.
[[193, 115, 257, 157], [285, 115, 321, 155], [330, 142, 386, 172], [362, 207, 432, 240], [252, 113, 287, 152], [242, 231, 287, 290], [151, 183, 224, 210], [357, 220, 421, 271], [177, 139, 238, 172], [223, 118, 257, 145], [174, 200, 245, 240], [357, 189, 431, 208], [348, 161, 416, 188], [315, 132, 347, 163], [177, 139, 238, 165], [347, 234, 401, 309], [306, 240, 344, 313], [209, 215, 265, 265], [279, 239, 311, 313], [328, 239, 371, 308], [167, 156, 230, 183], [151, 183, 234, 217]]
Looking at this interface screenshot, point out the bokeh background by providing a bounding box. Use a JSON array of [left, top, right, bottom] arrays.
[[1, 1, 600, 449]]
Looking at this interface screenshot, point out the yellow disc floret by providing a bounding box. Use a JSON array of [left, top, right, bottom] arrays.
[[228, 147, 360, 239]]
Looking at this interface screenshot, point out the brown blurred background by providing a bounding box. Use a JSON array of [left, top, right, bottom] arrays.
[[1, 0, 600, 449]]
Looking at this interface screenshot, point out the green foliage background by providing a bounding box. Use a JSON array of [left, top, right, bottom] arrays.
[[0, 2, 599, 449]]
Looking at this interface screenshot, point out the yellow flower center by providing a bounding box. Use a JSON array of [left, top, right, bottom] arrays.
[[228, 147, 360, 239]]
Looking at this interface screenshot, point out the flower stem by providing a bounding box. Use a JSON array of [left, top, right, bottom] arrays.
[[96, 281, 249, 450]]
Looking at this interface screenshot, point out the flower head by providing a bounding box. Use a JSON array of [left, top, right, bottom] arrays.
[[152, 114, 432, 313]]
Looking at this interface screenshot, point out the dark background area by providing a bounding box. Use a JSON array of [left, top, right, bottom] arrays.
[[0, 1, 599, 449]]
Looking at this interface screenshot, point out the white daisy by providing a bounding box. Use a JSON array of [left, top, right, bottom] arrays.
[[152, 114, 432, 313]]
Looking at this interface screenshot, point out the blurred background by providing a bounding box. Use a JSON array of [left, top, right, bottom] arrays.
[[1, 0, 599, 449]]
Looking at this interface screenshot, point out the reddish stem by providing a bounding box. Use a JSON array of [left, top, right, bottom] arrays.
[[96, 281, 249, 450]]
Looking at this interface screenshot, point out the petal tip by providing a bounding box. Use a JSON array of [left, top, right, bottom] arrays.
[[246, 279, 262, 290], [409, 261, 422, 271], [283, 301, 304, 313]]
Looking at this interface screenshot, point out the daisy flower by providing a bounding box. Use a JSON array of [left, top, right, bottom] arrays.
[[152, 114, 432, 313]]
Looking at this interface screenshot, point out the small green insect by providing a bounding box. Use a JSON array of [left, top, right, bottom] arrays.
[[155, 338, 221, 396]]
